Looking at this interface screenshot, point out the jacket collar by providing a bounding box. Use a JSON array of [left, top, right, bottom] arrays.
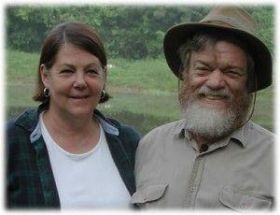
[[14, 103, 120, 143], [94, 109, 119, 136]]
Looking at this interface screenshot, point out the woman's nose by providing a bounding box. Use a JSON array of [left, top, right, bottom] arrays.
[[73, 72, 87, 88]]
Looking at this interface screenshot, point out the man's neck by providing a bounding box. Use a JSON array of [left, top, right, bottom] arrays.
[[191, 133, 209, 147], [190, 132, 230, 148]]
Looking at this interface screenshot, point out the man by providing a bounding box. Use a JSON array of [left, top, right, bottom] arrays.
[[131, 6, 274, 210]]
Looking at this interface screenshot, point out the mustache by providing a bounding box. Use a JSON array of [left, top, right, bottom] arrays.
[[197, 86, 232, 99]]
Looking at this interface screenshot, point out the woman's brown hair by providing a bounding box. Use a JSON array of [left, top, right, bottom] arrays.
[[33, 22, 110, 103]]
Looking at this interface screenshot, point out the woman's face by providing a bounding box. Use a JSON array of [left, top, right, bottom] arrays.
[[40, 43, 106, 119]]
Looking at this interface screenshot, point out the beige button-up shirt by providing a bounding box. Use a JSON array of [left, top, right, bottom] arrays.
[[132, 120, 274, 210]]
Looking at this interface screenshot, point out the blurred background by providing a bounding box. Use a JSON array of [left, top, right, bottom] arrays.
[[5, 4, 274, 135]]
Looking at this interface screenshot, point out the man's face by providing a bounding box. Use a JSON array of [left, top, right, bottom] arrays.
[[180, 40, 252, 139]]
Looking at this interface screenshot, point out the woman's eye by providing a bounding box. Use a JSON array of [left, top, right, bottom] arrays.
[[87, 69, 101, 76], [61, 69, 73, 74], [87, 69, 97, 74]]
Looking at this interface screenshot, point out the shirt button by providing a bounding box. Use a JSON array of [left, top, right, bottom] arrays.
[[199, 144, 209, 153]]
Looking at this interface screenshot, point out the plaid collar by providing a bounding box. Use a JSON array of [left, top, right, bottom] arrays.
[[14, 103, 120, 143]]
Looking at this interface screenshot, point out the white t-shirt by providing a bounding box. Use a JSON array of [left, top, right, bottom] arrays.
[[39, 114, 131, 209]]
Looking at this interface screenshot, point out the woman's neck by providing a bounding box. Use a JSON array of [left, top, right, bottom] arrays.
[[42, 109, 100, 154]]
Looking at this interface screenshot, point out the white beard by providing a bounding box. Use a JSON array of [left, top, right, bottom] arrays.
[[183, 101, 236, 139]]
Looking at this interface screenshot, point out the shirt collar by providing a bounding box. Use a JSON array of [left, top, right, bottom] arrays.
[[175, 119, 248, 148], [229, 123, 248, 147], [173, 119, 188, 138]]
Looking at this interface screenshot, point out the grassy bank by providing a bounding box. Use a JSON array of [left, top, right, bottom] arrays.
[[6, 49, 274, 134]]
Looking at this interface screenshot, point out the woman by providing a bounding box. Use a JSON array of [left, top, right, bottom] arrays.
[[7, 22, 140, 209]]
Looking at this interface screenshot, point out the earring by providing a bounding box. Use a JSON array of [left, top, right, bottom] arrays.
[[43, 88, 49, 98], [100, 90, 106, 100]]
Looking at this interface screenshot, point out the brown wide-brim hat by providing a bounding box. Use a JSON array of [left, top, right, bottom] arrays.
[[164, 6, 272, 92]]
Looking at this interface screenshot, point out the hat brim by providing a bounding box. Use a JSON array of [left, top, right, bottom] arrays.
[[163, 23, 272, 92]]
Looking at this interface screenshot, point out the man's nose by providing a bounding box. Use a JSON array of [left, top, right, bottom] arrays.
[[205, 69, 225, 89]]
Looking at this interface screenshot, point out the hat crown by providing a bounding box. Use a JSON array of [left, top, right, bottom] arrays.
[[200, 6, 256, 35]]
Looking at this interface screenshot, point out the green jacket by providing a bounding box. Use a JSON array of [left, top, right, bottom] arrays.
[[6, 103, 140, 209]]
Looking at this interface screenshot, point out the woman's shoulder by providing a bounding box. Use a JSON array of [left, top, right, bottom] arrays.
[[7, 108, 38, 132]]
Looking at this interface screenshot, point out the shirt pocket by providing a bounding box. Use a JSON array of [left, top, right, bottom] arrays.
[[219, 185, 273, 211], [131, 184, 168, 206]]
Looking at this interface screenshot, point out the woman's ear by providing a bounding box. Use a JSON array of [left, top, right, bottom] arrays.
[[40, 64, 49, 88]]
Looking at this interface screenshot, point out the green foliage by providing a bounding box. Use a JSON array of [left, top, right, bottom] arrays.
[[7, 5, 273, 59], [248, 6, 274, 54]]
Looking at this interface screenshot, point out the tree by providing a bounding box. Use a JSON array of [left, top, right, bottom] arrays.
[[6, 5, 273, 59]]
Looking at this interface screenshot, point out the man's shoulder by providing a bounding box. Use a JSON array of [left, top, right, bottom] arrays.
[[141, 119, 185, 142], [243, 121, 274, 148], [247, 121, 274, 139]]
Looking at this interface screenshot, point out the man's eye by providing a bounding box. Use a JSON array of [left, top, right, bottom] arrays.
[[197, 67, 209, 71], [194, 66, 211, 75], [226, 70, 244, 77]]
